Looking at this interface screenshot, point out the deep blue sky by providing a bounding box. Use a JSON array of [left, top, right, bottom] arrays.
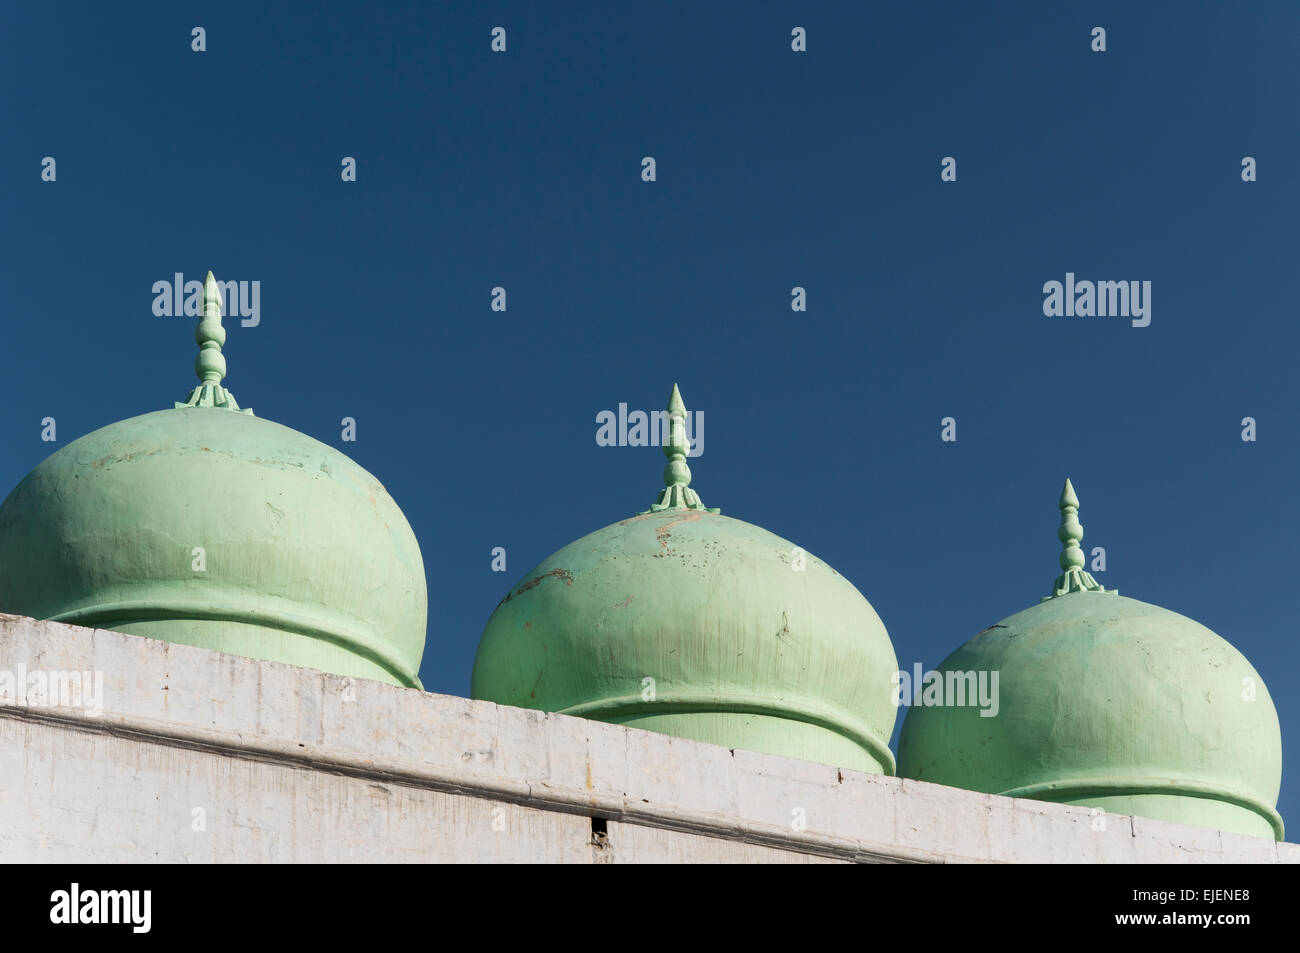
[[3, 2, 1297, 830]]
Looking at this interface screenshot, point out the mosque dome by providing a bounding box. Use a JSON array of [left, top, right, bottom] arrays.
[[897, 479, 1283, 840], [0, 272, 427, 688], [471, 385, 899, 774]]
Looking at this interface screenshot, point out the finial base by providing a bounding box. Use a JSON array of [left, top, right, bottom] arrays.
[[640, 483, 719, 515], [1042, 568, 1112, 601], [175, 382, 254, 415]]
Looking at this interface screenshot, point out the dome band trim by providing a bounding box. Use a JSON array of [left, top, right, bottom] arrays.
[[47, 599, 420, 689], [998, 776, 1284, 839], [556, 691, 896, 774]]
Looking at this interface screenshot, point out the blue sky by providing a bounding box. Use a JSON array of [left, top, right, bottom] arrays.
[[3, 2, 1297, 829]]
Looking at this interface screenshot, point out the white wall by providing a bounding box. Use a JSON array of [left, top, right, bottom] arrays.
[[0, 613, 1294, 864]]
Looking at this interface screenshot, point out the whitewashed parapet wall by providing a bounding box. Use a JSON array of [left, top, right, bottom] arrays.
[[0, 613, 1295, 864]]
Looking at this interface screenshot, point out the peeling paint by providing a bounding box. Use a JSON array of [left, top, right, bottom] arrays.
[[504, 569, 575, 604], [653, 511, 703, 555]]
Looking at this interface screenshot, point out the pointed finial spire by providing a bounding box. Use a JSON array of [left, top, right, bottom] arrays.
[[196, 271, 226, 383], [667, 381, 686, 417], [641, 383, 719, 514], [175, 271, 253, 414], [1043, 477, 1108, 600]]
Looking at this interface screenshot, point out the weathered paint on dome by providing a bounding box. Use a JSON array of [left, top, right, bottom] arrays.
[[0, 272, 427, 687], [471, 385, 898, 774], [897, 481, 1283, 840]]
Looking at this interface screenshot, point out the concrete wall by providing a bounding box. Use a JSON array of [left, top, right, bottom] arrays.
[[0, 613, 1294, 864]]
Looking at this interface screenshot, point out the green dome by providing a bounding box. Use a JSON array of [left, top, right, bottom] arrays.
[[0, 273, 426, 688], [897, 480, 1283, 840], [471, 386, 899, 774]]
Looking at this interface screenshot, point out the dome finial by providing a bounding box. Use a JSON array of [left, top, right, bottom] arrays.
[[641, 383, 719, 514], [1043, 477, 1106, 600], [175, 271, 253, 414]]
